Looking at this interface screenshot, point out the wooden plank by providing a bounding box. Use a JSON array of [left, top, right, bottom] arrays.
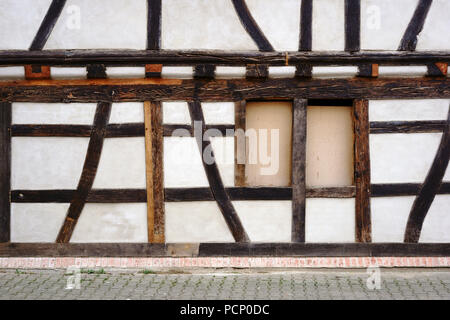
[[188, 101, 249, 242], [194, 65, 216, 79], [291, 99, 307, 243], [398, 0, 433, 51], [29, 0, 67, 50], [234, 101, 246, 187], [0, 103, 11, 242], [354, 99, 371, 243], [24, 65, 51, 80], [86, 64, 107, 79], [56, 102, 112, 243], [299, 0, 312, 51], [231, 0, 274, 51], [1, 50, 449, 66], [246, 64, 268, 79], [372, 183, 450, 197], [144, 101, 165, 243], [295, 64, 312, 78], [404, 107, 450, 243], [345, 0, 361, 52], [1, 242, 449, 257], [1, 77, 449, 102], [370, 120, 447, 134], [147, 0, 162, 50]]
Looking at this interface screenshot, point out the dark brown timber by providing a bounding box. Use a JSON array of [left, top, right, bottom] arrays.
[[0, 243, 449, 257], [345, 0, 361, 52], [87, 64, 107, 79], [370, 121, 447, 134], [29, 0, 66, 50], [427, 62, 448, 77], [147, 0, 162, 50], [299, 0, 312, 51], [234, 101, 246, 187], [398, 0, 433, 51], [0, 103, 11, 242], [231, 0, 274, 52], [354, 99, 371, 242], [56, 102, 112, 243], [291, 99, 307, 242], [404, 107, 450, 243], [188, 101, 249, 242], [194, 65, 216, 79], [1, 77, 449, 102]]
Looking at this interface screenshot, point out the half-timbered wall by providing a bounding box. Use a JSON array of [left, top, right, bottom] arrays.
[[0, 0, 449, 256]]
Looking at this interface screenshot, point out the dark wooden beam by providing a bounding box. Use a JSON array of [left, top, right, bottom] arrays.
[[246, 64, 268, 79], [29, 0, 66, 50], [370, 120, 447, 134], [354, 99, 371, 242], [2, 50, 449, 66], [299, 0, 312, 51], [86, 64, 107, 79], [188, 101, 249, 242], [398, 0, 433, 51], [234, 101, 246, 187], [291, 99, 307, 243], [231, 0, 274, 52], [345, 0, 361, 52], [427, 62, 448, 77], [0, 242, 449, 257], [194, 65, 216, 79], [371, 183, 450, 197], [1, 77, 449, 102], [56, 102, 112, 243], [0, 102, 11, 242], [404, 107, 450, 243], [147, 0, 162, 50]]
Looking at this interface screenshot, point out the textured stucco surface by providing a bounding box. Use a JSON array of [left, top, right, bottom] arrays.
[[369, 99, 450, 122], [109, 102, 144, 124]]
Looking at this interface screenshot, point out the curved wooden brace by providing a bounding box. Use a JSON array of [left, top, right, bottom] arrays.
[[188, 101, 249, 242], [56, 102, 112, 243], [29, 0, 67, 50], [230, 0, 274, 52], [398, 0, 433, 51], [404, 106, 450, 243]]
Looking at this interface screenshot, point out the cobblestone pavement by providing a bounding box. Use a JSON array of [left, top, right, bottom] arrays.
[[0, 268, 449, 300]]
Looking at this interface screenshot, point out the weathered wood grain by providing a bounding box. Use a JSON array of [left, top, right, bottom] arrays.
[[370, 120, 447, 134], [25, 65, 51, 80], [299, 0, 312, 51], [194, 65, 216, 79], [371, 183, 450, 197], [56, 102, 112, 243], [345, 0, 361, 52], [29, 0, 66, 50], [292, 99, 307, 243], [234, 101, 246, 187], [354, 99, 371, 243], [246, 64, 268, 79], [86, 64, 107, 79], [0, 102, 11, 242], [398, 0, 433, 51]]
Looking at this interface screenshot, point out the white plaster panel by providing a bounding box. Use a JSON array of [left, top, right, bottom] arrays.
[[0, 67, 25, 80], [164, 137, 209, 187], [11, 137, 89, 189], [312, 0, 345, 51], [165, 202, 234, 242], [312, 66, 358, 78], [215, 67, 246, 79], [0, 0, 52, 49], [161, 0, 256, 50], [70, 203, 148, 242], [45, 0, 147, 49], [92, 138, 146, 189], [51, 67, 86, 79], [361, 0, 419, 50], [369, 99, 450, 122], [163, 102, 191, 125], [269, 66, 296, 78], [371, 197, 414, 243], [109, 102, 144, 124], [445, 165, 450, 182], [202, 102, 235, 125], [12, 103, 96, 125], [210, 137, 234, 187], [233, 201, 292, 242], [245, 0, 300, 51], [378, 66, 428, 77], [420, 195, 450, 243], [370, 133, 442, 183], [161, 67, 193, 79], [305, 198, 355, 243], [107, 67, 145, 79], [416, 0, 450, 51], [11, 203, 68, 242]]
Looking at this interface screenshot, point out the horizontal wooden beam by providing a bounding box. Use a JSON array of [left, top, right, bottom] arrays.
[[1, 77, 449, 102], [371, 183, 450, 197], [370, 121, 447, 134], [0, 242, 448, 257], [0, 50, 449, 66]]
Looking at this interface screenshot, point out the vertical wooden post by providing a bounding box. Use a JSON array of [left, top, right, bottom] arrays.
[[345, 0, 361, 52], [354, 99, 372, 242], [291, 99, 307, 243], [144, 101, 165, 243], [0, 103, 11, 243], [234, 101, 246, 187]]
